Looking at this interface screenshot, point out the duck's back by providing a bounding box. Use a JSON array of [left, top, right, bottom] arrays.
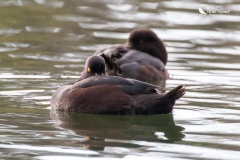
[[96, 49, 169, 81], [51, 75, 185, 115]]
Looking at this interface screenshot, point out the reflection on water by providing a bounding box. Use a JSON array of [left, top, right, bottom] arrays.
[[0, 0, 240, 159], [51, 110, 185, 150]]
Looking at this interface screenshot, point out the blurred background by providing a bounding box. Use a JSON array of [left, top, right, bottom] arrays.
[[0, 0, 240, 160]]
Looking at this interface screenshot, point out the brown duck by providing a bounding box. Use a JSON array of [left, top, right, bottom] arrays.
[[95, 29, 169, 82], [50, 56, 185, 115]]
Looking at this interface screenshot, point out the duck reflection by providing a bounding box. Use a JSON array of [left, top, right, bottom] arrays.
[[51, 110, 185, 151]]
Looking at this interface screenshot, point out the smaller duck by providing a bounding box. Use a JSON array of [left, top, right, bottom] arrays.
[[50, 56, 185, 115], [94, 29, 169, 82]]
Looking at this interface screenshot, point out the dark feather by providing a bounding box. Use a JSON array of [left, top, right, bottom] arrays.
[[94, 29, 169, 83], [50, 56, 185, 115]]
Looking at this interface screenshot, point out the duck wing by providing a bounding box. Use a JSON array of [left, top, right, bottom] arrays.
[[71, 76, 161, 95], [116, 50, 165, 70], [68, 84, 134, 114]]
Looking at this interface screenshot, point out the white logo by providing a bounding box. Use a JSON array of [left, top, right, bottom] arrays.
[[199, 6, 230, 16]]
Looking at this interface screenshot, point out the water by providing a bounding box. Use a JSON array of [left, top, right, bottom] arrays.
[[0, 0, 240, 159]]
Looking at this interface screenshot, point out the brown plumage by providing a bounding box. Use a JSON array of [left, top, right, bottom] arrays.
[[50, 56, 185, 115], [94, 29, 169, 83]]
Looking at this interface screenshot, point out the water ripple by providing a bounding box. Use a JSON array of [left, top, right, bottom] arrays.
[[37, 155, 160, 160], [153, 29, 240, 41], [25, 26, 61, 33], [8, 53, 84, 62], [0, 28, 21, 35], [0, 90, 45, 96], [93, 32, 128, 39], [53, 15, 98, 23], [4, 42, 30, 48], [0, 47, 18, 52], [79, 22, 138, 30], [0, 74, 50, 79], [0, 144, 98, 155], [106, 4, 133, 11]]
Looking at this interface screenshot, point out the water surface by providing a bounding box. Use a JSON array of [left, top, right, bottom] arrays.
[[0, 0, 240, 160]]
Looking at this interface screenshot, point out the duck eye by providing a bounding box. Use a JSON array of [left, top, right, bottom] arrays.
[[87, 67, 91, 72]]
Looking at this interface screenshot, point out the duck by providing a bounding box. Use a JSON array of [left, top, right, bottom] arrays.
[[94, 29, 169, 83], [50, 56, 185, 115]]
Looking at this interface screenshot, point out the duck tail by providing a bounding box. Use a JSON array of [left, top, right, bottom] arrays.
[[155, 85, 186, 114], [163, 85, 186, 100], [133, 85, 186, 115]]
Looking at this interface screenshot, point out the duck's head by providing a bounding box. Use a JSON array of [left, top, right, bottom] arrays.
[[127, 29, 168, 65], [78, 56, 106, 81]]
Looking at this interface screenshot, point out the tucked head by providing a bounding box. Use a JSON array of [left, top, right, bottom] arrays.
[[126, 29, 168, 65], [127, 29, 160, 46], [78, 56, 106, 81]]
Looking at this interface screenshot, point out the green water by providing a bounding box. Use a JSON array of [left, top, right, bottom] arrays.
[[0, 0, 240, 159]]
